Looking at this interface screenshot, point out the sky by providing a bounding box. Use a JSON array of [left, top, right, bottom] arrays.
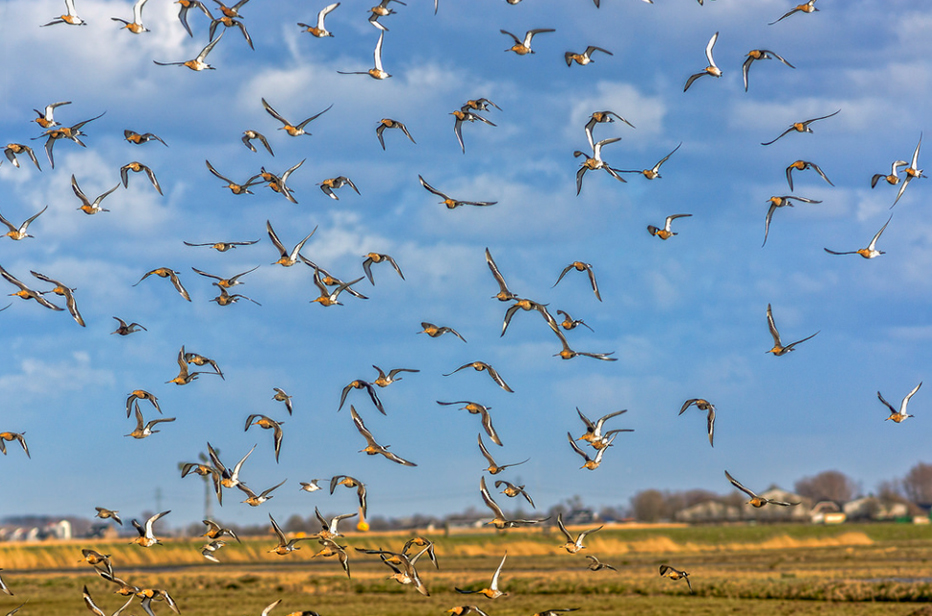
[[0, 0, 930, 532]]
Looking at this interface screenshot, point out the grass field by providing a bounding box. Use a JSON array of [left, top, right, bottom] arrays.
[[3, 523, 932, 616]]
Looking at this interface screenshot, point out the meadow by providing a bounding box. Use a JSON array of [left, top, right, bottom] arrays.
[[3, 523, 932, 615]]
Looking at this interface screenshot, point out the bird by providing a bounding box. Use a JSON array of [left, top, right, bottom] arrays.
[[871, 160, 908, 190], [368, 0, 405, 31], [298, 2, 339, 37], [678, 399, 715, 447], [647, 214, 692, 240], [112, 317, 146, 335], [176, 0, 212, 37], [202, 519, 240, 542], [262, 98, 332, 137], [34, 112, 105, 169], [125, 401, 175, 439], [0, 570, 11, 595], [438, 401, 501, 445], [339, 379, 385, 415], [83, 585, 133, 616], [319, 176, 360, 200], [742, 49, 794, 91], [761, 110, 840, 146], [94, 507, 123, 526], [565, 45, 612, 67], [576, 408, 629, 446], [444, 361, 513, 392], [206, 160, 262, 195], [659, 565, 693, 592], [376, 119, 415, 150], [310, 267, 367, 307], [419, 175, 496, 208], [134, 268, 191, 301], [81, 550, 116, 577], [42, 0, 86, 26], [619, 143, 682, 180], [120, 162, 162, 195], [167, 345, 203, 385], [361, 253, 404, 285], [891, 134, 925, 208], [330, 475, 368, 518], [553, 262, 601, 301], [314, 506, 357, 541], [130, 510, 171, 547], [272, 388, 294, 415], [762, 195, 822, 247], [30, 270, 85, 326], [824, 215, 892, 259], [31, 101, 71, 129], [0, 432, 29, 458], [256, 159, 305, 203], [501, 297, 554, 337], [267, 220, 317, 266], [770, 0, 819, 25], [494, 480, 535, 508], [184, 350, 222, 381], [72, 176, 120, 215], [0, 264, 63, 311], [556, 309, 593, 332], [785, 160, 833, 191], [684, 32, 721, 91], [878, 382, 922, 423], [1, 205, 47, 240], [556, 513, 602, 554], [725, 470, 800, 507], [208, 14, 253, 50], [244, 414, 284, 462], [501, 28, 555, 55], [351, 406, 417, 466], [268, 514, 305, 555], [214, 0, 250, 18], [485, 248, 518, 302], [192, 265, 260, 289], [312, 539, 352, 579], [126, 388, 162, 417], [553, 329, 617, 362], [184, 239, 260, 251], [567, 432, 615, 470], [211, 288, 260, 306], [200, 539, 227, 563], [456, 551, 509, 597], [238, 478, 287, 506], [766, 303, 819, 355], [124, 129, 167, 146], [574, 136, 626, 195], [419, 321, 467, 342], [446, 608, 489, 616], [584, 110, 634, 151], [402, 537, 438, 568], [585, 555, 617, 571], [112, 0, 150, 33], [154, 30, 224, 70], [450, 109, 497, 154], [372, 365, 418, 387], [4, 144, 41, 170], [300, 479, 323, 492], [477, 434, 527, 474], [207, 442, 256, 504], [479, 476, 549, 529], [241, 129, 273, 155], [337, 31, 390, 79]]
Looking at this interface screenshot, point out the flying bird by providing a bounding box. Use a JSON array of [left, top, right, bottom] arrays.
[[567, 431, 615, 469], [501, 28, 555, 55], [785, 160, 832, 191], [184, 239, 260, 251], [444, 361, 513, 392], [437, 401, 501, 445], [1, 205, 47, 240], [154, 30, 224, 70], [372, 365, 418, 387], [565, 45, 612, 67], [878, 382, 921, 423], [362, 252, 404, 284], [584, 110, 634, 151], [4, 144, 42, 170], [742, 49, 794, 91], [376, 118, 415, 150], [419, 175, 496, 208], [339, 379, 385, 415], [477, 434, 527, 474], [112, 0, 150, 33], [456, 550, 509, 597], [891, 134, 925, 208], [238, 478, 287, 506], [770, 0, 819, 26], [120, 162, 162, 195], [124, 130, 167, 146], [350, 406, 416, 466], [134, 268, 191, 301], [206, 160, 262, 195], [262, 98, 332, 137], [553, 261, 601, 301], [678, 399, 715, 447], [298, 2, 340, 37], [485, 248, 518, 302], [725, 470, 800, 507], [42, 0, 86, 26], [659, 565, 693, 592], [0, 432, 29, 458], [30, 270, 84, 326], [684, 32, 721, 92], [556, 512, 602, 553], [766, 303, 819, 355], [112, 317, 146, 335], [272, 388, 293, 415], [125, 402, 175, 439], [619, 142, 682, 180], [647, 214, 692, 240], [0, 264, 63, 311], [337, 31, 391, 79], [32, 101, 71, 129], [130, 510, 171, 547], [824, 215, 892, 259], [450, 109, 496, 154], [267, 220, 317, 266], [762, 195, 822, 247], [176, 1, 212, 37], [319, 176, 359, 200], [761, 109, 840, 146]]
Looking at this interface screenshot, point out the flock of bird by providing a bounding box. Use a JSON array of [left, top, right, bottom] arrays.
[[0, 0, 928, 614]]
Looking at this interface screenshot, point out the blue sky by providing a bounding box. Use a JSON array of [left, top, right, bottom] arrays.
[[0, 0, 929, 530]]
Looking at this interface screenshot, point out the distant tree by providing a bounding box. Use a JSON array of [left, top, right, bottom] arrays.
[[902, 462, 932, 504], [631, 489, 665, 522], [877, 479, 906, 503], [794, 470, 856, 504]]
